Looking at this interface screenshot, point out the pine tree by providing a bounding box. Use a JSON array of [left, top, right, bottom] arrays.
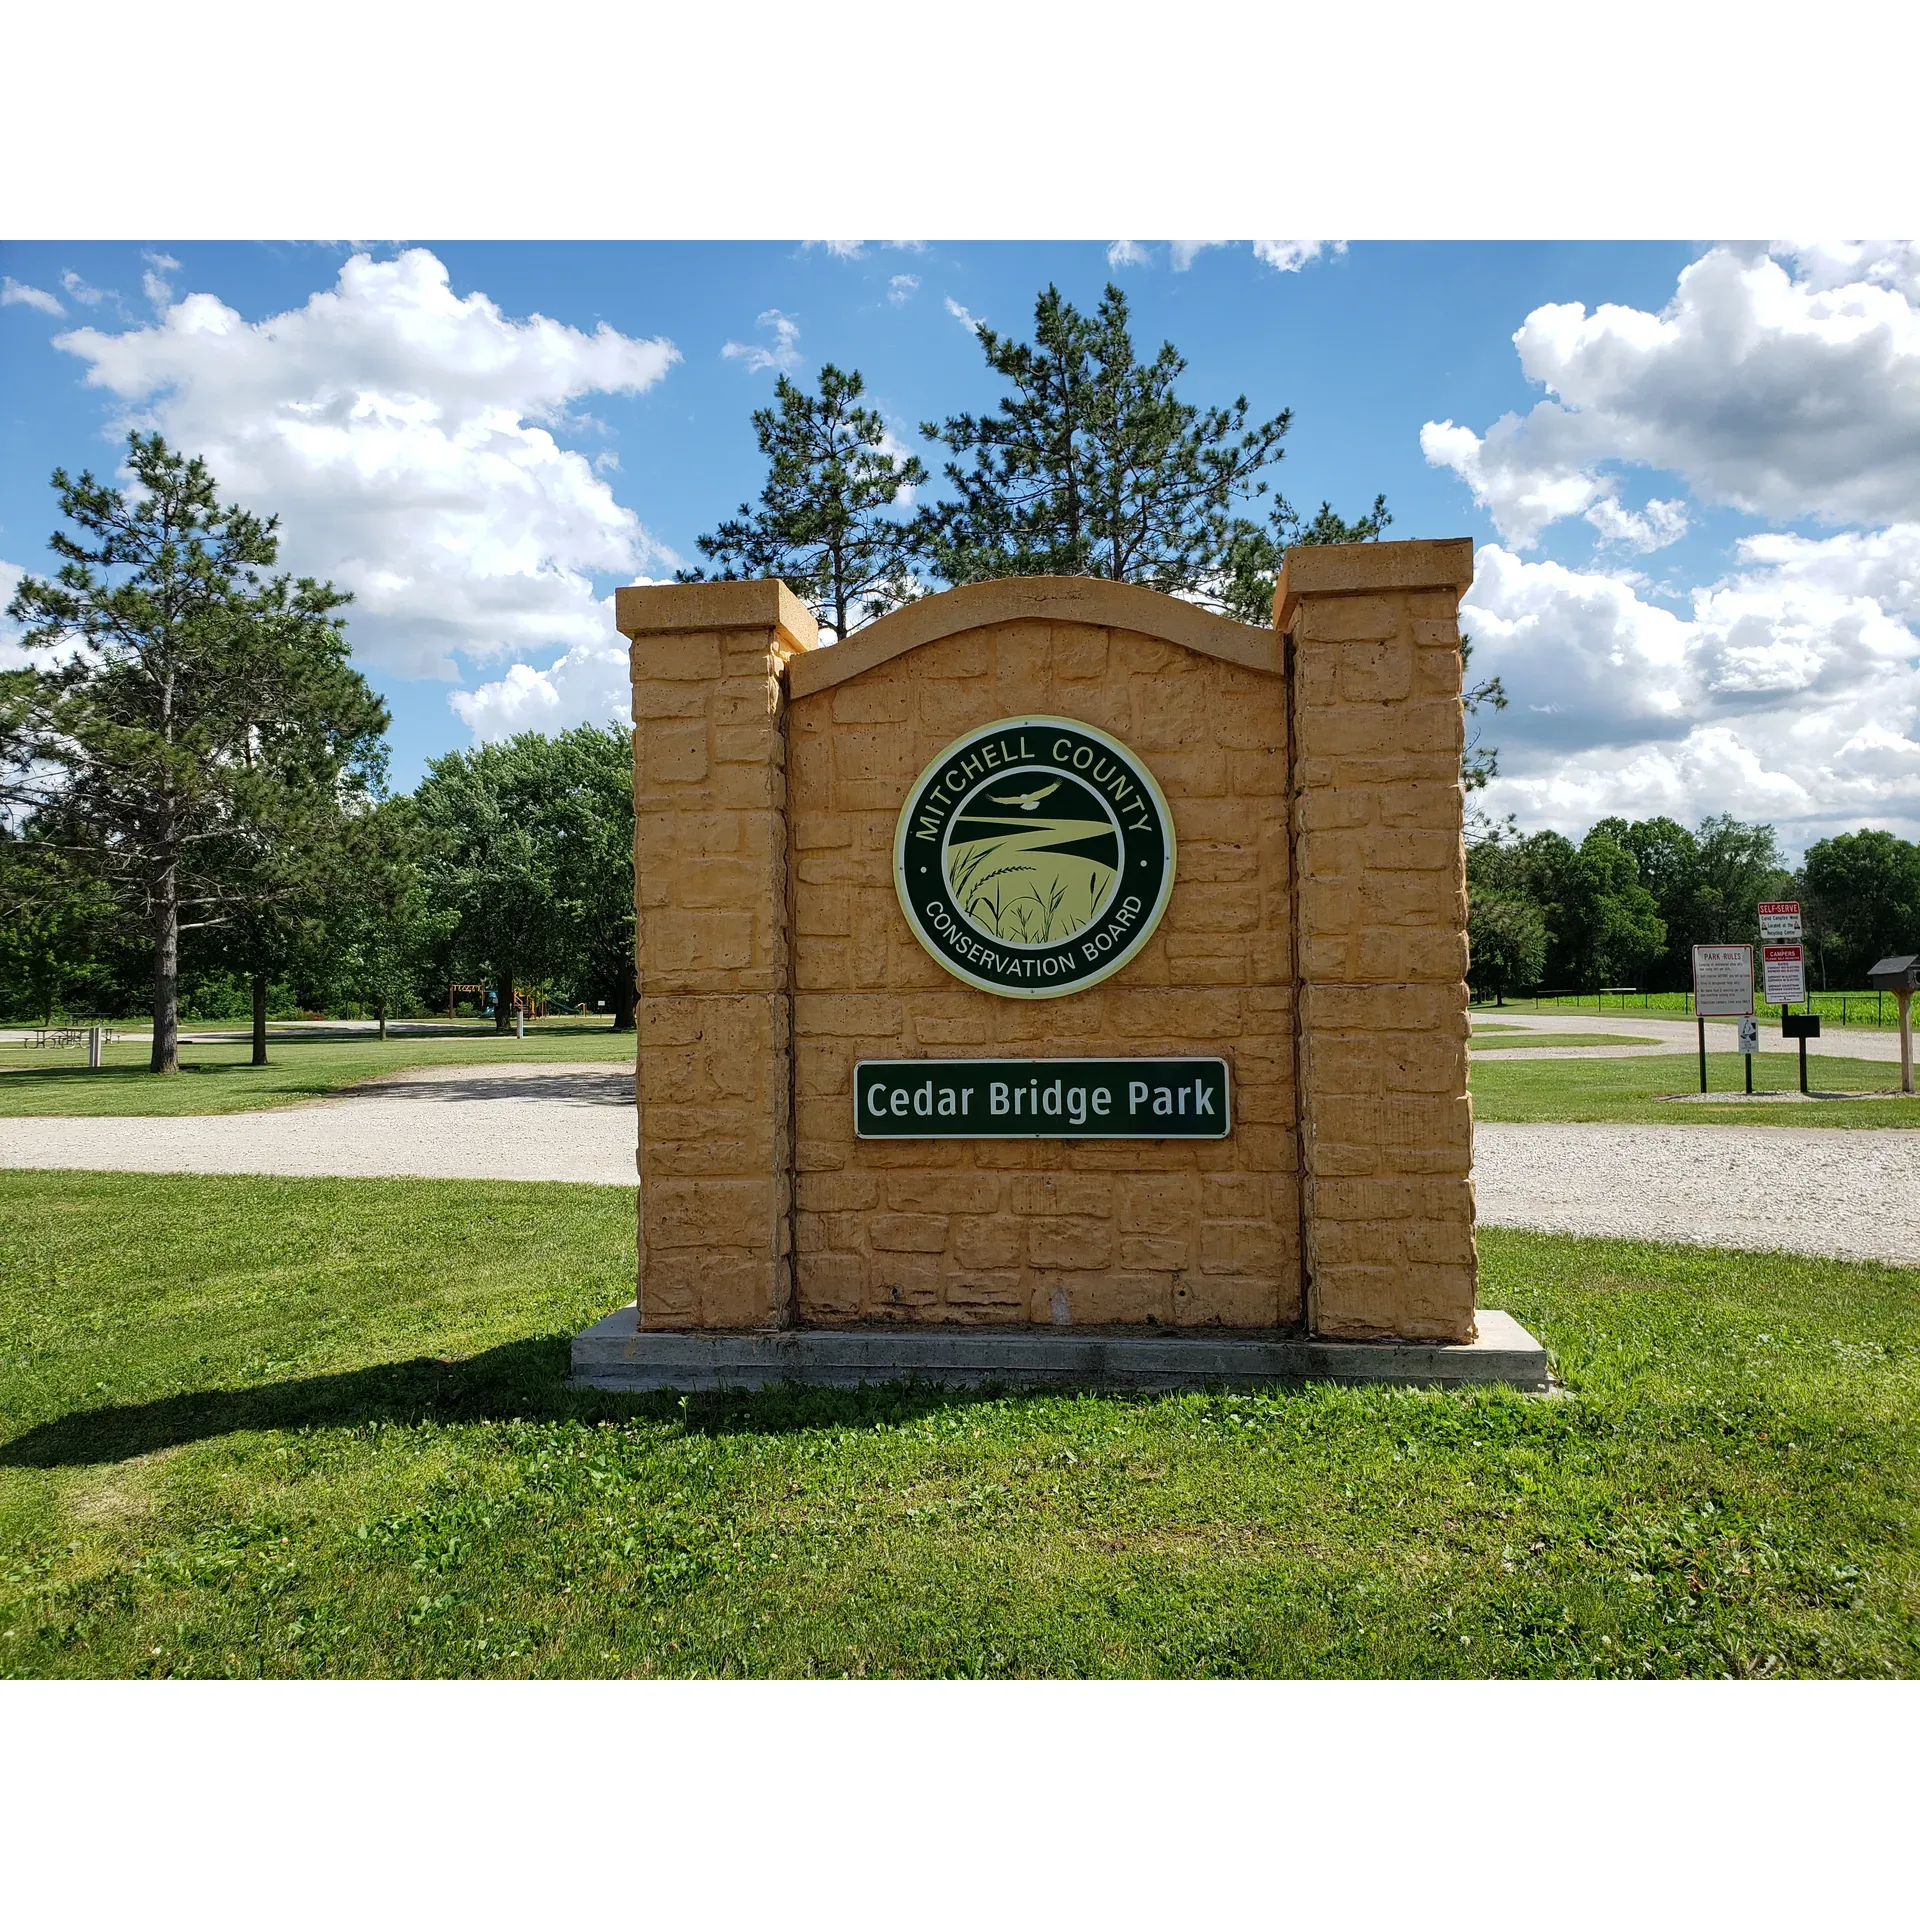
[[3, 434, 387, 1072], [1215, 493, 1395, 627], [920, 282, 1305, 597], [681, 365, 925, 640]]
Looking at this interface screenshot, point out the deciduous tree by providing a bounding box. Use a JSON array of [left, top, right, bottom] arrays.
[[1467, 888, 1547, 1004], [327, 797, 455, 1038], [1802, 830, 1920, 986], [413, 724, 634, 1031]]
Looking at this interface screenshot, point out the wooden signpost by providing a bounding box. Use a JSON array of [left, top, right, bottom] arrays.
[[1867, 955, 1919, 1096]]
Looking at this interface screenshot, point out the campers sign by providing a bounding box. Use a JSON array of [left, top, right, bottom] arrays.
[[892, 715, 1176, 999]]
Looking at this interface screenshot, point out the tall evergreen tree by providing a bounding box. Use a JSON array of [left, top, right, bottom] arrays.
[[2, 434, 387, 1072], [1216, 493, 1394, 627], [681, 365, 925, 640], [919, 282, 1302, 596]]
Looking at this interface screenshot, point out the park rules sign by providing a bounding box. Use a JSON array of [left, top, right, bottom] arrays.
[[1692, 944, 1754, 1017], [894, 715, 1176, 998]]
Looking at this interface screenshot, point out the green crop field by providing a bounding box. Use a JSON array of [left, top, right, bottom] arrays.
[[2, 1170, 1914, 1679], [0, 1025, 634, 1119], [1470, 1053, 1917, 1128]]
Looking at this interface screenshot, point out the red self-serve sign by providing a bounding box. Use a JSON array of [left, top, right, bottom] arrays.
[[1757, 900, 1802, 940], [1763, 945, 1806, 1004]]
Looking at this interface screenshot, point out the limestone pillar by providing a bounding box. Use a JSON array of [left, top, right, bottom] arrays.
[[617, 580, 819, 1329], [1278, 540, 1479, 1341]]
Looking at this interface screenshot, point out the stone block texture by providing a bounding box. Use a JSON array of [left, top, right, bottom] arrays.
[[624, 581, 817, 1328], [1281, 542, 1478, 1339], [786, 618, 1298, 1330], [620, 547, 1477, 1341]]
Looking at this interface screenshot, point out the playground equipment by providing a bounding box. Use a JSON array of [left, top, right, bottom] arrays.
[[446, 984, 549, 1019]]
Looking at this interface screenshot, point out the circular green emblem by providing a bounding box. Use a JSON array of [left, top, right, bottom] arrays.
[[893, 714, 1176, 999]]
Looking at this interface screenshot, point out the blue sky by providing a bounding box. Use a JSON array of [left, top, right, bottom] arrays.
[[3, 238, 1915, 855]]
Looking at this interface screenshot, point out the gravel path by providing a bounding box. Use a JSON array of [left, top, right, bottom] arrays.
[[8, 1059, 1914, 1264], [0, 1062, 638, 1186], [1474, 1121, 1920, 1265]]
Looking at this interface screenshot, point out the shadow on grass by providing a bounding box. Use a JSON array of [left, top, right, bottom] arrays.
[[0, 1338, 1027, 1468]]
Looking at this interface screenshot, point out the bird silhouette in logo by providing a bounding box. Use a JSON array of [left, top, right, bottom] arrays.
[[997, 780, 1061, 812]]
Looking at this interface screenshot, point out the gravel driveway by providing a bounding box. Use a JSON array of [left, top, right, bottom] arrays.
[[0, 1062, 638, 1186], [8, 1060, 1915, 1265], [1474, 1121, 1920, 1266]]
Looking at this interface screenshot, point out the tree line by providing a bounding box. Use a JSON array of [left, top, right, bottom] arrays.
[[4, 282, 1418, 1069], [9, 282, 1908, 1062], [1467, 814, 1920, 1003], [1, 437, 637, 1064]]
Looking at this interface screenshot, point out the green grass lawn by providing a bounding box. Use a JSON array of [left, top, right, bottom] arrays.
[[2, 1170, 1913, 1678], [0, 1025, 634, 1118], [1470, 1032, 1658, 1051], [1471, 1052, 1918, 1128]]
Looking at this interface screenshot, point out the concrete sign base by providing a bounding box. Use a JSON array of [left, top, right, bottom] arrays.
[[569, 1307, 1550, 1395]]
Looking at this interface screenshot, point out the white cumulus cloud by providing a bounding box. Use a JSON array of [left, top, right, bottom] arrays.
[[945, 296, 983, 334], [449, 612, 641, 741], [1465, 541, 1920, 848], [1732, 520, 1920, 625], [887, 274, 919, 306], [60, 270, 109, 306], [52, 247, 679, 682], [1253, 240, 1345, 272], [141, 251, 179, 308], [1106, 241, 1151, 269], [1169, 241, 1227, 272], [1777, 239, 1920, 301], [721, 308, 801, 373], [1424, 243, 1920, 545], [2, 277, 64, 316], [0, 559, 30, 671], [1585, 494, 1690, 552]]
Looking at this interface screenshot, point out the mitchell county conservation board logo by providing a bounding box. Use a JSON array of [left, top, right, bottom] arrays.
[[892, 715, 1176, 999]]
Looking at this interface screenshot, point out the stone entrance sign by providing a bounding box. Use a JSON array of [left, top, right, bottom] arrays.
[[602, 540, 1488, 1367]]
